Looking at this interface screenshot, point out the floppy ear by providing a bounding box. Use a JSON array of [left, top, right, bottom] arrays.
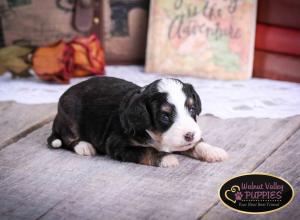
[[184, 83, 202, 115], [192, 87, 202, 115], [120, 92, 151, 136]]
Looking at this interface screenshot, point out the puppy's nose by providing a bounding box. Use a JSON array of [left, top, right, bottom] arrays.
[[184, 132, 194, 142]]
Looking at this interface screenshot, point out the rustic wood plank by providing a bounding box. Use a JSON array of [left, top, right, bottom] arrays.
[[0, 101, 57, 150], [0, 115, 299, 220], [200, 128, 300, 220]]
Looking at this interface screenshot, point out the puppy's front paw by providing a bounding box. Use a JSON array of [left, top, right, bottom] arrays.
[[195, 142, 228, 163], [159, 154, 179, 168], [74, 141, 96, 156]]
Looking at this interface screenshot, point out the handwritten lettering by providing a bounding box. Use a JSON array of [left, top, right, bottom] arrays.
[[168, 0, 242, 40]]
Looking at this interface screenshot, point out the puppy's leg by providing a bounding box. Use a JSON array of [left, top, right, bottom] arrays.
[[134, 148, 179, 167], [108, 146, 178, 167], [106, 136, 179, 167], [140, 149, 179, 167], [182, 141, 228, 163], [49, 114, 97, 156], [73, 141, 96, 156], [48, 110, 81, 151]]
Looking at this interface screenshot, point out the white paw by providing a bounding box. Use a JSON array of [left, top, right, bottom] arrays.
[[195, 142, 228, 163], [51, 139, 62, 148], [74, 141, 96, 156], [159, 155, 179, 168]]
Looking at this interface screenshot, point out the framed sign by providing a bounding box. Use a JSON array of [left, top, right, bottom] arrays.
[[146, 0, 257, 80]]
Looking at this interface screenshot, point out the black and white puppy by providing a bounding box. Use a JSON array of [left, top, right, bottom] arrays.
[[48, 77, 228, 167]]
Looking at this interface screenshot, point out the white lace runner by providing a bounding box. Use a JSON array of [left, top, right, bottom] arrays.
[[0, 66, 299, 119]]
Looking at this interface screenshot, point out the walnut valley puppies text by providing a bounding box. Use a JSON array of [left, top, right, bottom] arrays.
[[240, 181, 283, 200], [219, 173, 294, 214]]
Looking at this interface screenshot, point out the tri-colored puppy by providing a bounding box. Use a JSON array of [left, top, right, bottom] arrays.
[[48, 77, 228, 167]]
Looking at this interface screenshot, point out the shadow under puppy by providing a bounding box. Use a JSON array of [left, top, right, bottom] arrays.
[[48, 77, 228, 167]]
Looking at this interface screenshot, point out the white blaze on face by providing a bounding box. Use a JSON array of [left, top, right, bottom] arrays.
[[157, 78, 202, 152]]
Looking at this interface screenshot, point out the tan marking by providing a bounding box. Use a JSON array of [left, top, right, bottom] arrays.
[[139, 150, 154, 166], [186, 98, 194, 108], [150, 131, 162, 144], [145, 130, 163, 150], [130, 139, 151, 148], [161, 104, 172, 113]]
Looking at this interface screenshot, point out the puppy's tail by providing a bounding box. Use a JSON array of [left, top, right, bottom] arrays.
[[47, 132, 62, 148]]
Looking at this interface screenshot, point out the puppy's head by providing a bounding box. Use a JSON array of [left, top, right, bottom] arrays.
[[121, 78, 202, 152]]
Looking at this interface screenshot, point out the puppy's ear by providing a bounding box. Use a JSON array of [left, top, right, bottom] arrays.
[[120, 91, 151, 136], [184, 83, 202, 115]]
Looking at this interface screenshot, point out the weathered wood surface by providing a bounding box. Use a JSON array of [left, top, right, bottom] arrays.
[[0, 102, 299, 220], [0, 101, 57, 150], [200, 129, 300, 220]]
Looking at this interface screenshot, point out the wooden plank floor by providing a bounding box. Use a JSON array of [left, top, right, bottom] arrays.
[[0, 102, 57, 150], [0, 101, 299, 220]]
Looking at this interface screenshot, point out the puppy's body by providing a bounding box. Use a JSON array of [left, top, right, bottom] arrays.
[[51, 77, 138, 153], [48, 77, 228, 167]]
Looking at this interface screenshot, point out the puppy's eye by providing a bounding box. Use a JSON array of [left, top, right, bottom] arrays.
[[161, 113, 170, 123], [188, 106, 196, 115]]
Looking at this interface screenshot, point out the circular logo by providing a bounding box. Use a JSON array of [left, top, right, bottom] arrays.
[[219, 173, 294, 214]]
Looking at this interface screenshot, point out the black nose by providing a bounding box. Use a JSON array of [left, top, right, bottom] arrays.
[[184, 132, 194, 142]]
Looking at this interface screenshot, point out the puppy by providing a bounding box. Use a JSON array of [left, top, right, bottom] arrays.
[[48, 77, 228, 167]]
